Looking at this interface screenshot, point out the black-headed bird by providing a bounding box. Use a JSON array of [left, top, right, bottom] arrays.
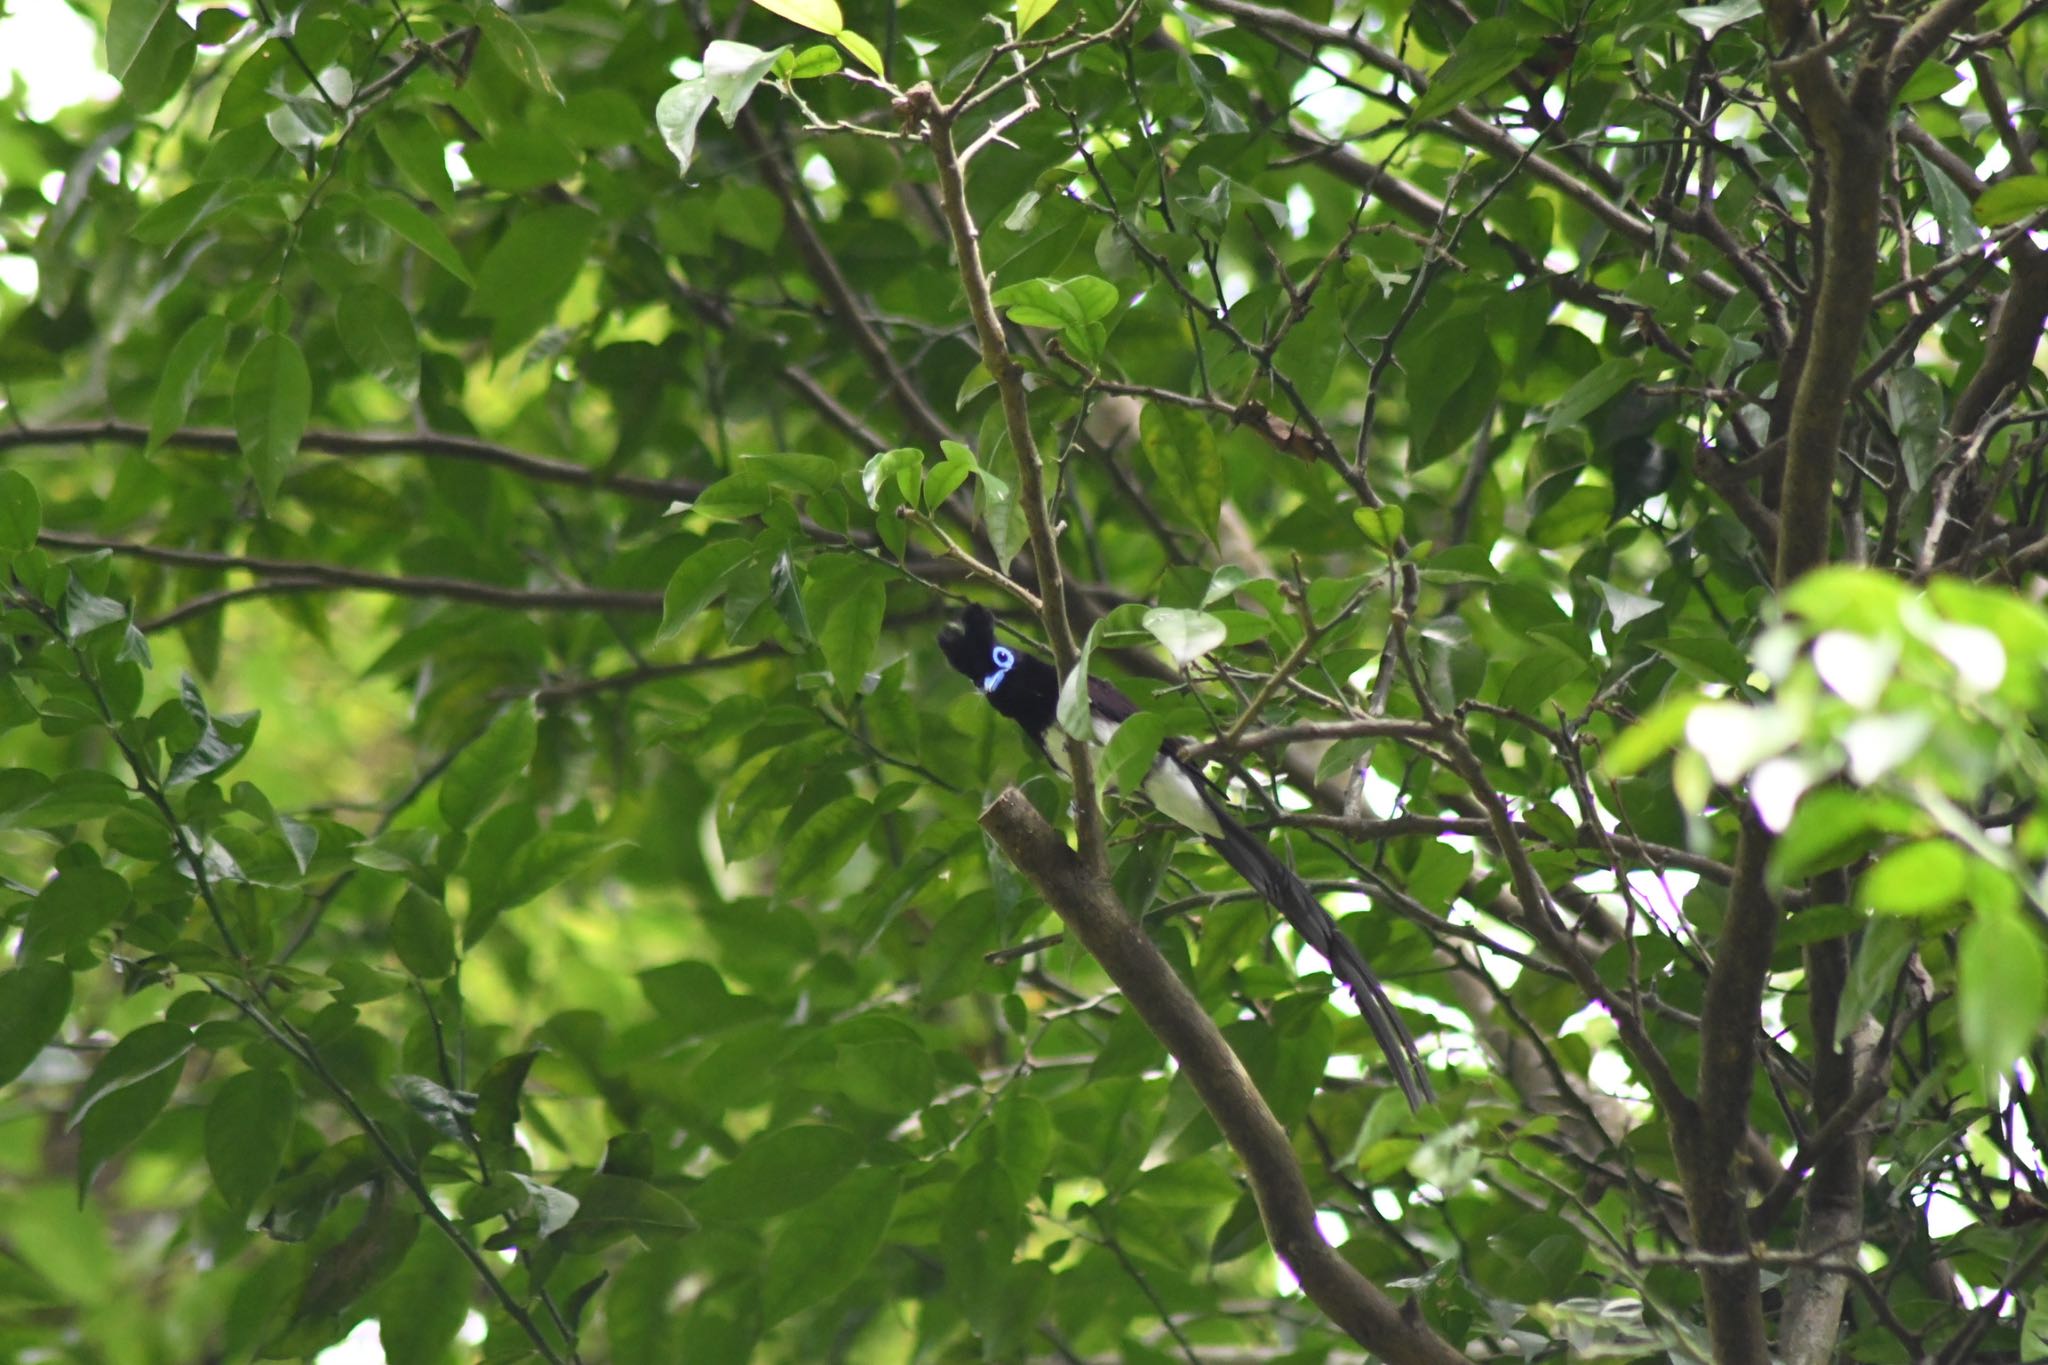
[[940, 603, 1433, 1110]]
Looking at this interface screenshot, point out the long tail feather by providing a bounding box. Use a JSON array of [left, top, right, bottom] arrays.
[[1200, 796, 1434, 1111]]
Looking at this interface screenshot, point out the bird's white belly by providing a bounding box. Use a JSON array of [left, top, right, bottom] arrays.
[[1047, 717, 1223, 838]]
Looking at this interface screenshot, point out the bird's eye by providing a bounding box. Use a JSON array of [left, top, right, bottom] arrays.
[[991, 646, 1014, 669]]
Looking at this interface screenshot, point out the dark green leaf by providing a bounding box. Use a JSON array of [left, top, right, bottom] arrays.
[[337, 287, 420, 398], [760, 1166, 900, 1325], [390, 887, 457, 979], [147, 315, 227, 455], [466, 205, 601, 353], [205, 1068, 296, 1220], [0, 961, 72, 1087], [233, 333, 311, 510], [690, 1124, 864, 1222], [1410, 19, 1538, 121], [439, 703, 538, 830]]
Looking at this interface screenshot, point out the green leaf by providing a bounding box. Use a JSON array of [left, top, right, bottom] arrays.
[[1056, 620, 1105, 744], [364, 194, 474, 285], [740, 451, 841, 496], [1353, 505, 1404, 552], [205, 1069, 296, 1221], [548, 1176, 692, 1257], [1545, 356, 1640, 434], [979, 468, 1025, 568], [71, 1022, 193, 1131], [474, 1049, 543, 1147], [439, 702, 538, 830], [777, 794, 874, 893], [1975, 175, 2048, 228], [337, 287, 420, 398], [691, 1124, 865, 1222], [61, 577, 128, 642], [990, 276, 1117, 328], [105, 0, 195, 111], [761, 1166, 900, 1325], [861, 447, 922, 510], [76, 1034, 187, 1198], [751, 0, 844, 33], [1410, 19, 1538, 122], [656, 41, 786, 177], [836, 29, 884, 76], [467, 205, 601, 353], [393, 1074, 476, 1143], [1859, 839, 1969, 916], [390, 887, 456, 979], [659, 539, 756, 643], [819, 575, 886, 698], [1770, 789, 1922, 882], [287, 1185, 420, 1326], [1101, 710, 1170, 799], [0, 961, 72, 1087], [1137, 403, 1222, 539], [464, 811, 612, 945], [1017, 0, 1061, 34], [373, 1230, 473, 1365], [941, 1160, 1026, 1331], [1958, 904, 2046, 1078], [0, 468, 39, 557], [147, 314, 227, 455], [233, 333, 311, 510], [1530, 483, 1614, 549], [1674, 0, 1761, 33], [23, 859, 129, 958], [1142, 607, 1226, 667], [782, 44, 843, 79], [1910, 147, 1982, 248]]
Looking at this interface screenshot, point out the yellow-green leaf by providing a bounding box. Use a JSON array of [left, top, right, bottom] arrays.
[[837, 28, 883, 75], [1018, 0, 1061, 36], [750, 0, 844, 34]]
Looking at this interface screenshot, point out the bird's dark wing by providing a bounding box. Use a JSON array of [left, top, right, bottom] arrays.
[[1087, 674, 1141, 725]]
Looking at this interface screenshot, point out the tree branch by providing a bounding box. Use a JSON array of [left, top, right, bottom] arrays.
[[979, 790, 1468, 1365], [919, 86, 1107, 868], [0, 421, 700, 504], [39, 531, 662, 615]]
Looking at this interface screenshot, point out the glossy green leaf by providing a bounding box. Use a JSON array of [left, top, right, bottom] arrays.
[[70, 1023, 191, 1126], [233, 333, 310, 510], [147, 314, 227, 455], [364, 194, 473, 284], [439, 702, 538, 830], [660, 539, 757, 643]]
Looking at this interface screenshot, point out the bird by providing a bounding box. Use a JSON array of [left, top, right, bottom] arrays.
[[939, 603, 1433, 1110]]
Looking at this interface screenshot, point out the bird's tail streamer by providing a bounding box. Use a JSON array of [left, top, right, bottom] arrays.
[[1200, 800, 1434, 1111]]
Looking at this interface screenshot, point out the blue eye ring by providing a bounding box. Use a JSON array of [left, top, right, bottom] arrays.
[[981, 645, 1016, 693]]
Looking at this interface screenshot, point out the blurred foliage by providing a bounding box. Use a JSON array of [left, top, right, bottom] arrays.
[[1, 0, 2046, 1361]]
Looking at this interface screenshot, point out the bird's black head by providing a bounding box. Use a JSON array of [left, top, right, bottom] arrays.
[[937, 603, 999, 683], [939, 604, 1056, 735]]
